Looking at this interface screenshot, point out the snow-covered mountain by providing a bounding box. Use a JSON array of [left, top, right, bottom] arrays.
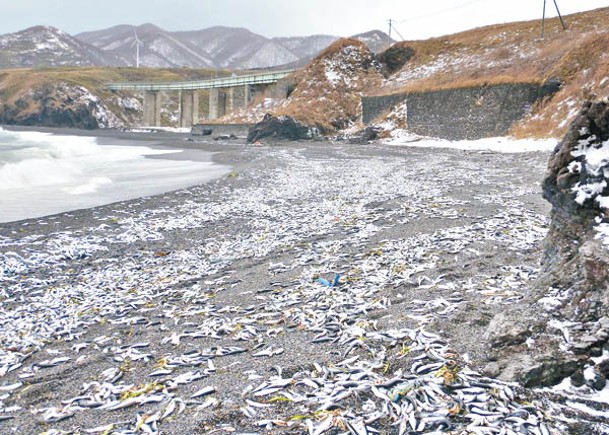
[[0, 26, 121, 68], [77, 23, 215, 68], [354, 30, 395, 53], [0, 24, 394, 70], [75, 24, 394, 69]]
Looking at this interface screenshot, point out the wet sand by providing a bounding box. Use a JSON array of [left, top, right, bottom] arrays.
[[0, 129, 583, 434]]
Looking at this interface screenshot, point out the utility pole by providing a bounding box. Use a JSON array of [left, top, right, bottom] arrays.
[[542, 0, 567, 38], [387, 19, 392, 40]]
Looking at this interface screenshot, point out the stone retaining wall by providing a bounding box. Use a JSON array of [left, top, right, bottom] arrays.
[[362, 82, 559, 140]]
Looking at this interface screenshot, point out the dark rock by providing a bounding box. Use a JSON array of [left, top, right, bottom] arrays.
[[590, 346, 603, 358], [572, 341, 594, 355], [520, 356, 581, 388], [586, 371, 607, 391], [539, 100, 609, 318], [348, 125, 383, 144], [481, 101, 609, 388], [378, 44, 415, 77], [598, 359, 609, 377], [482, 362, 502, 378], [246, 113, 320, 143], [543, 100, 609, 219], [596, 329, 609, 342], [570, 369, 586, 387], [540, 77, 562, 98], [213, 134, 238, 141], [191, 125, 212, 136]]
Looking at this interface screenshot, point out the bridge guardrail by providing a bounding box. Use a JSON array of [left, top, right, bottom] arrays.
[[105, 69, 297, 91]]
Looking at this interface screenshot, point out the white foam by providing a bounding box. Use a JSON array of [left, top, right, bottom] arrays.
[[0, 128, 229, 222]]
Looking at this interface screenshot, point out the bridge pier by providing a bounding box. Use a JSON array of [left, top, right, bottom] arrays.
[[209, 88, 223, 120], [143, 91, 162, 127], [179, 90, 199, 128], [208, 85, 255, 120], [244, 84, 252, 106], [106, 69, 296, 125]]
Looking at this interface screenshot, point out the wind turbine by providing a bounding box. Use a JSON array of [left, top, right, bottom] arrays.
[[132, 30, 144, 68], [541, 0, 567, 38]]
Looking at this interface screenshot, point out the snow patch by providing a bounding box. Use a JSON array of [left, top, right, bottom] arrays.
[[385, 134, 557, 153]]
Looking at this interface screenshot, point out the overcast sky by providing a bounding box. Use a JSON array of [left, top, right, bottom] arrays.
[[2, 0, 608, 39]]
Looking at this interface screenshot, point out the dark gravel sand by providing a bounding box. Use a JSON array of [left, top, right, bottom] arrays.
[[3, 129, 592, 434]]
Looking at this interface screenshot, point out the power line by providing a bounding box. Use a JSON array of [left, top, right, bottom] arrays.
[[387, 19, 405, 41]]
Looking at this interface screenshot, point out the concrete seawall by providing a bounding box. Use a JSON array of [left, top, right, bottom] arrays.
[[362, 82, 559, 140]]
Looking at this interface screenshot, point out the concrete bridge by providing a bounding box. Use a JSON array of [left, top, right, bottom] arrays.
[[106, 69, 296, 127]]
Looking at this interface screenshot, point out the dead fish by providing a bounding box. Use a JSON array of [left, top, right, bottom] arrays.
[[0, 382, 22, 392], [191, 386, 216, 398], [42, 407, 75, 423], [149, 368, 173, 377]]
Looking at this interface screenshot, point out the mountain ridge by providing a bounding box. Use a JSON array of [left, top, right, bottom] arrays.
[[0, 23, 394, 70]]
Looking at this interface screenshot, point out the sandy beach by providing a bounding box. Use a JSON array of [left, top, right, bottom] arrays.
[[2, 129, 599, 434]]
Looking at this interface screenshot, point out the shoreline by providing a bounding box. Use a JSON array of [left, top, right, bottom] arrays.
[[0, 126, 238, 225], [1, 134, 601, 433]]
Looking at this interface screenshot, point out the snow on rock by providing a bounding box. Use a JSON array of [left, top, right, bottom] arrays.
[[111, 96, 142, 112], [569, 132, 609, 207], [57, 84, 123, 128], [322, 44, 370, 88], [0, 82, 125, 129], [276, 38, 383, 131], [219, 38, 384, 132], [478, 100, 609, 393]]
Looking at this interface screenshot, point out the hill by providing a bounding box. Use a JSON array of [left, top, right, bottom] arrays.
[[227, 6, 609, 138], [76, 23, 215, 68], [0, 67, 220, 129], [1, 7, 608, 137], [0, 26, 122, 68], [0, 24, 394, 70], [374, 7, 609, 138]]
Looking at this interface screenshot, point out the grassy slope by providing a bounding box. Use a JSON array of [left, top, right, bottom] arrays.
[[1, 8, 608, 135], [275, 39, 384, 131], [219, 39, 384, 132], [0, 67, 223, 126], [377, 7, 609, 137]]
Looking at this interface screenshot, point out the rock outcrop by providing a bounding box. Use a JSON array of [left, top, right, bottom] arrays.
[[246, 114, 319, 143], [0, 83, 125, 129], [541, 100, 609, 302], [484, 100, 609, 388], [225, 38, 385, 131]]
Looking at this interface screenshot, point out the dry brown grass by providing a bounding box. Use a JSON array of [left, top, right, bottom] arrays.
[[0, 67, 218, 102], [371, 6, 609, 137], [271, 38, 383, 132]]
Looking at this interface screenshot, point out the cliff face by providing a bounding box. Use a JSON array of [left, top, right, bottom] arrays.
[[0, 82, 146, 129], [539, 100, 609, 321], [483, 100, 609, 389], [0, 83, 117, 129]]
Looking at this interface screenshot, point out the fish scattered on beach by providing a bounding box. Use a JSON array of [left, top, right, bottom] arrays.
[[1, 145, 603, 433]]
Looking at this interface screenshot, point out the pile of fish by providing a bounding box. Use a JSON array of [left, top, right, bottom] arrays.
[[0, 144, 602, 433]]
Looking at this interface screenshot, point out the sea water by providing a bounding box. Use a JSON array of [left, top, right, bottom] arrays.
[[0, 128, 228, 223]]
